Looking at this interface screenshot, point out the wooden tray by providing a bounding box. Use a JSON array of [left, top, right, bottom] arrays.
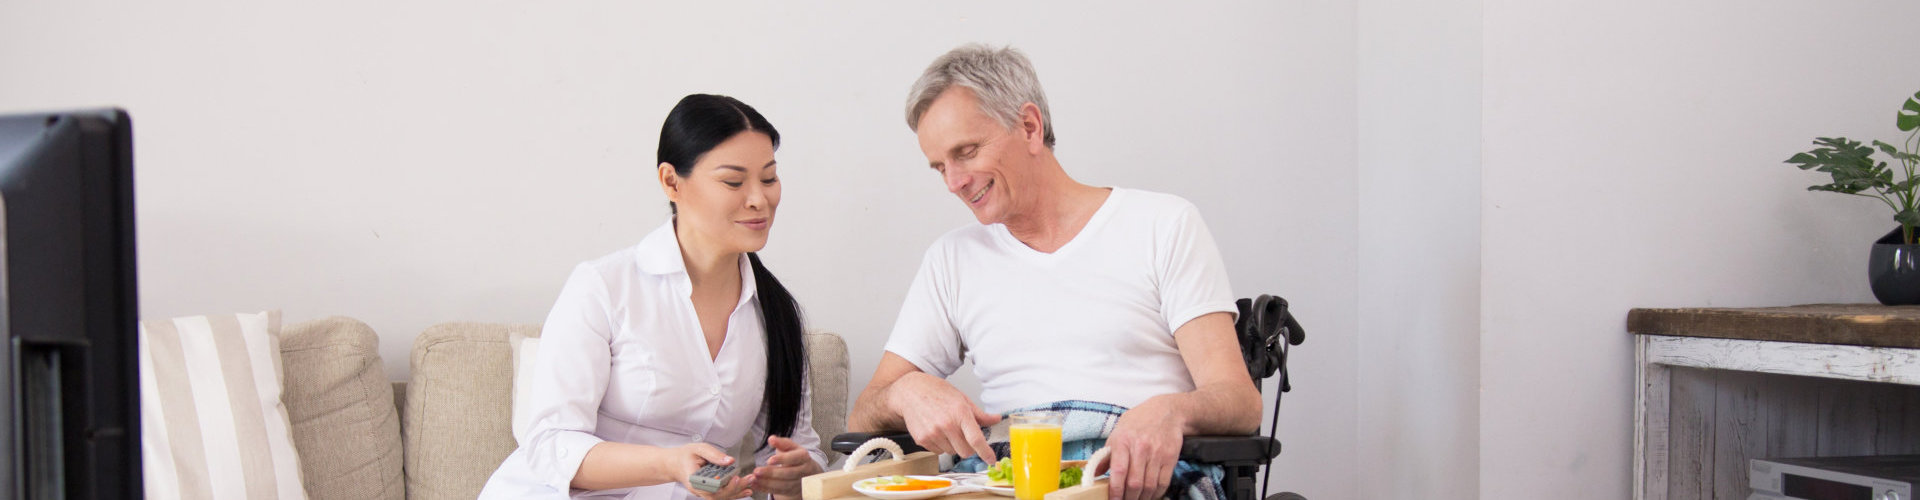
[[800, 452, 1109, 500]]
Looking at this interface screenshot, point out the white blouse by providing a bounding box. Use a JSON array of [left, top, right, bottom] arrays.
[[479, 221, 827, 500]]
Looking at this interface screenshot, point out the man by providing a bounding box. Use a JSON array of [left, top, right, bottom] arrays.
[[847, 44, 1261, 500]]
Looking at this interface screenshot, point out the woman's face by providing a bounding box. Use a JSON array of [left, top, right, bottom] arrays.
[[661, 130, 781, 257]]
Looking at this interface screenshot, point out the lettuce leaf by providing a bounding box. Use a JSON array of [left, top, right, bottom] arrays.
[[986, 460, 1013, 486], [985, 461, 1084, 488], [1059, 467, 1082, 488]]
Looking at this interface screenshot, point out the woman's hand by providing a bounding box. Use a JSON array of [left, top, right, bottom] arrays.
[[752, 435, 825, 499], [671, 443, 757, 500]]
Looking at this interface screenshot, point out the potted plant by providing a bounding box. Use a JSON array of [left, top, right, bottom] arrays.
[[1786, 90, 1920, 305]]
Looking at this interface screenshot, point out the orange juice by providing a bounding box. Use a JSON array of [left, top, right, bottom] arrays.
[[1010, 415, 1063, 500]]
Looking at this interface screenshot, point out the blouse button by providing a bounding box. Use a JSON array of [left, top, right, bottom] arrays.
[[709, 385, 720, 396], [692, 434, 704, 442]]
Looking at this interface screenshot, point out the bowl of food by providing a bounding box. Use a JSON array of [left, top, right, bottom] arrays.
[[852, 475, 955, 500]]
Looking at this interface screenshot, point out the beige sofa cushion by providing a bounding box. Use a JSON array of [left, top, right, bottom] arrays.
[[281, 317, 404, 500], [404, 323, 852, 498], [405, 322, 533, 500], [800, 330, 850, 464]]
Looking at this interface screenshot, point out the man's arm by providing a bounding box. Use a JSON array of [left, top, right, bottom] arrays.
[[847, 353, 919, 433], [848, 352, 1000, 461], [1102, 312, 1260, 500], [1164, 311, 1264, 434]]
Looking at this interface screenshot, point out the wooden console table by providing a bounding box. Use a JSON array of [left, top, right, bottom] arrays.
[[1630, 304, 1920, 500]]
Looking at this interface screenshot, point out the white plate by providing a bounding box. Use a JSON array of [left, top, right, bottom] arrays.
[[852, 475, 956, 500], [962, 477, 1017, 497]]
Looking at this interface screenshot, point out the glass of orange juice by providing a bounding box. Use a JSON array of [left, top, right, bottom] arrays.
[[1009, 411, 1064, 500]]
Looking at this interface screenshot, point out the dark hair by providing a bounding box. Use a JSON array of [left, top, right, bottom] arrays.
[[659, 94, 782, 213], [656, 94, 807, 440]]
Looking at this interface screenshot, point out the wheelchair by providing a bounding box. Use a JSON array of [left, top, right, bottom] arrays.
[[831, 295, 1306, 500]]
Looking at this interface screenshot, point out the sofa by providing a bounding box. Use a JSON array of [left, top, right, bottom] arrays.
[[277, 317, 851, 500]]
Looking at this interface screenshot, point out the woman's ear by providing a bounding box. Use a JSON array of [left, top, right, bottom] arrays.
[[658, 162, 680, 204]]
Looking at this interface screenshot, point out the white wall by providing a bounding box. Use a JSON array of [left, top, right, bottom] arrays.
[[1356, 0, 1480, 498], [0, 2, 1359, 497], [33, 1, 1907, 497], [1480, 1, 1920, 497]]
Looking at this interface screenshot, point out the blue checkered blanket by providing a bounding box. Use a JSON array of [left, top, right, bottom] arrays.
[[950, 400, 1224, 500]]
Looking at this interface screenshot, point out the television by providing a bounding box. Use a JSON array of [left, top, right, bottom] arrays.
[[0, 109, 140, 499]]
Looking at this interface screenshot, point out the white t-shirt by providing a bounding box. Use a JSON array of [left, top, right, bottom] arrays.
[[883, 188, 1237, 414]]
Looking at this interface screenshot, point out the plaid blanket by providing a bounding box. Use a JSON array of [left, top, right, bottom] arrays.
[[949, 400, 1224, 500]]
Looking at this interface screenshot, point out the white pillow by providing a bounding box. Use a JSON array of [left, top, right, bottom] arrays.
[[139, 310, 307, 500], [509, 333, 542, 445]]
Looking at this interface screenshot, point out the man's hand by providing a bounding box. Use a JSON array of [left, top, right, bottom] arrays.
[[889, 371, 1001, 463], [752, 435, 824, 499], [1102, 397, 1183, 500], [671, 444, 756, 500]]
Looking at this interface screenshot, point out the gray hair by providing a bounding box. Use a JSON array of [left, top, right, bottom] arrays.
[[905, 44, 1056, 148]]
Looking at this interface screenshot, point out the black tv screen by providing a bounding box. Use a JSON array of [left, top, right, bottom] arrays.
[[0, 109, 140, 499]]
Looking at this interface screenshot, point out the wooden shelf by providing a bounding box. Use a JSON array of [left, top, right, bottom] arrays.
[[1628, 303, 1920, 349], [1631, 304, 1920, 500]]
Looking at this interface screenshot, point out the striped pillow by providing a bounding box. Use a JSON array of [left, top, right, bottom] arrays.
[[139, 311, 307, 500]]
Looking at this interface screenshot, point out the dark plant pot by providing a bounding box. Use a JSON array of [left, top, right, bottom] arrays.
[[1870, 227, 1920, 305]]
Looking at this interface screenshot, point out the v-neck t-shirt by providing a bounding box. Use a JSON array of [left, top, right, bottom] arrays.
[[882, 188, 1237, 414]]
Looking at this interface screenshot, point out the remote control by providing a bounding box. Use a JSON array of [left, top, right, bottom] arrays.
[[690, 463, 738, 494]]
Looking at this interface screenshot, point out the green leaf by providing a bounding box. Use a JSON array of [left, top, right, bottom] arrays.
[[987, 460, 1012, 485], [1891, 176, 1920, 193], [1900, 90, 1920, 132], [1896, 208, 1920, 227], [1875, 140, 1902, 157], [1810, 183, 1866, 194], [1059, 466, 1082, 488], [1785, 137, 1874, 172]]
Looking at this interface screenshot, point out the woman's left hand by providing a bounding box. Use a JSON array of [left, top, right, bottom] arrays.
[[752, 435, 824, 498]]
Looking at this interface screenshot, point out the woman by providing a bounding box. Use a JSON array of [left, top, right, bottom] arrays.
[[480, 94, 826, 500]]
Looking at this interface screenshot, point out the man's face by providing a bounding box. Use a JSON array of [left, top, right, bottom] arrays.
[[916, 87, 1033, 225]]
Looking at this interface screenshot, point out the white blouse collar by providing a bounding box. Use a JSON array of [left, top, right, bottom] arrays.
[[634, 220, 759, 304]]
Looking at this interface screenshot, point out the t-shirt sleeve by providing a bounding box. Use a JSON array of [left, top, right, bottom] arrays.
[[882, 244, 966, 378], [1157, 200, 1238, 333]]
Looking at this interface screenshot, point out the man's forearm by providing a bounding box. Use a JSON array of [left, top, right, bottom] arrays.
[[1156, 381, 1263, 436], [848, 377, 908, 433]]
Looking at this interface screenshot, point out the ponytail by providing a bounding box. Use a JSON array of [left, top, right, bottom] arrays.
[[748, 252, 806, 439]]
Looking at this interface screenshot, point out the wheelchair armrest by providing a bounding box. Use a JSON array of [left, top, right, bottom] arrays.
[[830, 431, 928, 455], [1179, 435, 1280, 466]]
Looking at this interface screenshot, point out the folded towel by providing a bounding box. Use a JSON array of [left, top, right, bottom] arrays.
[[950, 400, 1224, 500]]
